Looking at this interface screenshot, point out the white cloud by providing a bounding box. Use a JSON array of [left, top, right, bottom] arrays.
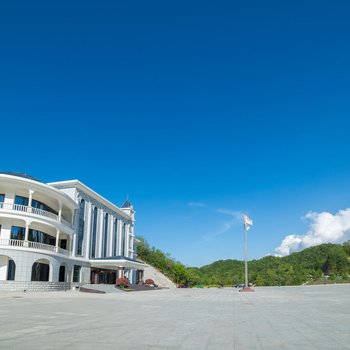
[[216, 208, 243, 220], [275, 209, 350, 256], [187, 202, 207, 208], [201, 209, 243, 241]]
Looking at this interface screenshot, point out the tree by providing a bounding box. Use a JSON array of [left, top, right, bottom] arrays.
[[172, 263, 188, 284], [137, 236, 350, 287]]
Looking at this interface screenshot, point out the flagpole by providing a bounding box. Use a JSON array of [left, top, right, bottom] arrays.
[[244, 221, 248, 289], [241, 214, 254, 292]]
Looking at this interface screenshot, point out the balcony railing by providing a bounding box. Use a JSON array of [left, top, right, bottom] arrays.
[[31, 207, 57, 220], [56, 247, 71, 255], [0, 202, 73, 229], [0, 238, 24, 247], [0, 238, 71, 255], [28, 241, 56, 252]]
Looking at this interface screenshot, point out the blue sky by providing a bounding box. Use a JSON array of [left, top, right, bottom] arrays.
[[1, 1, 350, 266]]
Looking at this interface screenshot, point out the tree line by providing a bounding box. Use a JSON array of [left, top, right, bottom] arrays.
[[136, 237, 350, 287]]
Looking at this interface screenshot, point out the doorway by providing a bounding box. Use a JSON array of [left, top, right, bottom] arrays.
[[59, 265, 65, 282]]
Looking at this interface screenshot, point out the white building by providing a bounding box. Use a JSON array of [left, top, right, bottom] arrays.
[[0, 172, 144, 291]]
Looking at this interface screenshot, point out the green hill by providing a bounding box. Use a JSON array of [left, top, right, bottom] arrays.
[[195, 243, 350, 286], [136, 237, 350, 287]]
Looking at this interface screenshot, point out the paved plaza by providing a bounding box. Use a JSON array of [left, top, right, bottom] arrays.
[[0, 284, 349, 350]]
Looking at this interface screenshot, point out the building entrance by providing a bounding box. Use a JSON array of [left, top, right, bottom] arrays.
[[90, 268, 116, 284]]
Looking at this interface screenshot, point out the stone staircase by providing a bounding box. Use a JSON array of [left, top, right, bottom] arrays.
[[80, 284, 123, 293], [142, 263, 176, 289]]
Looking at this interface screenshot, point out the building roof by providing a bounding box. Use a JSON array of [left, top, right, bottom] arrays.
[[0, 171, 43, 183], [121, 200, 133, 208], [48, 179, 132, 220], [0, 172, 78, 209]]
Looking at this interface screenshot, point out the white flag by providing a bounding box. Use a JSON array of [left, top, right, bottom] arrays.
[[244, 214, 253, 230]]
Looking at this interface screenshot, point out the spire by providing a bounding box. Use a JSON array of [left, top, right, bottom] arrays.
[[121, 200, 133, 208]]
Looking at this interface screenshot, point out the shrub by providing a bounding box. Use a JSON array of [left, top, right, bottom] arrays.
[[144, 278, 155, 285], [116, 277, 129, 288]]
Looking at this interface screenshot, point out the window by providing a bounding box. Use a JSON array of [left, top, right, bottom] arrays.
[[31, 199, 57, 214], [7, 260, 15, 280], [76, 199, 85, 256], [29, 229, 55, 246], [102, 213, 108, 257], [14, 195, 57, 214], [73, 265, 81, 283], [90, 207, 98, 258], [15, 195, 28, 206], [0, 194, 4, 203], [112, 218, 118, 256], [11, 226, 25, 240]]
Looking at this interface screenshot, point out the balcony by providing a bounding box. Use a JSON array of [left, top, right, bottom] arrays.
[[0, 202, 73, 229], [0, 238, 71, 255]]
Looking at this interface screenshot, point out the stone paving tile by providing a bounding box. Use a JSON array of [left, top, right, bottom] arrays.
[[0, 285, 349, 349]]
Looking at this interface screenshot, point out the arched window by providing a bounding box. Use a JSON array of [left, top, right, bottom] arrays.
[[102, 213, 108, 257], [7, 259, 15, 280], [90, 207, 98, 258], [76, 199, 85, 256]]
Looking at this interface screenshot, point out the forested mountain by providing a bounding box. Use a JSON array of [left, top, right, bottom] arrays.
[[136, 237, 350, 287]]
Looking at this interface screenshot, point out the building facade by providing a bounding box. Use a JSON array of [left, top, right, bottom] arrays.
[[0, 172, 144, 291]]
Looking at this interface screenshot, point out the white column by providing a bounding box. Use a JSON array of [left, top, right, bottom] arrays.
[[24, 223, 29, 241], [117, 221, 123, 256], [125, 223, 130, 258], [55, 230, 60, 251], [0, 256, 9, 281], [84, 203, 92, 259], [108, 215, 114, 257], [28, 190, 34, 213], [58, 202, 62, 222], [130, 235, 135, 259], [71, 209, 75, 225], [28, 190, 33, 207], [72, 204, 80, 256], [72, 233, 77, 257], [114, 218, 119, 256], [116, 219, 121, 256], [23, 222, 30, 247], [129, 221, 135, 259], [67, 235, 72, 252], [98, 209, 104, 258]]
